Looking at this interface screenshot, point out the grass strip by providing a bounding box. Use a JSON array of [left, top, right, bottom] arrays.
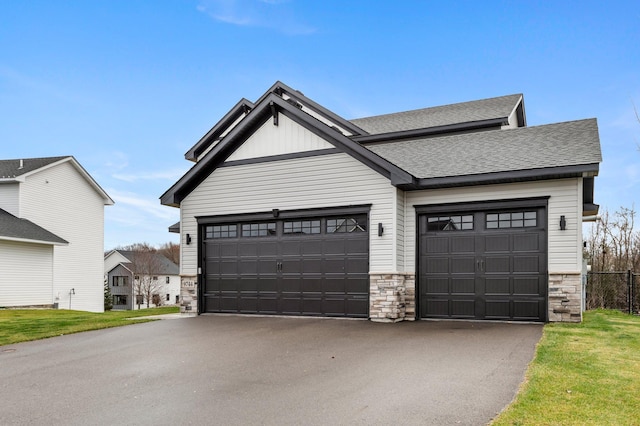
[[0, 306, 179, 346], [492, 309, 640, 425]]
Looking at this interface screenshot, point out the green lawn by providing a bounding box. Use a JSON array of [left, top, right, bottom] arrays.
[[0, 306, 179, 346], [492, 310, 640, 425]]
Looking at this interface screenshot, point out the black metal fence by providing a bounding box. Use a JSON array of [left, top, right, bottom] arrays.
[[586, 271, 640, 314]]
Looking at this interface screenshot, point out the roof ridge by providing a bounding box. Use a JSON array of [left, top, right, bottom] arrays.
[[351, 94, 523, 122]]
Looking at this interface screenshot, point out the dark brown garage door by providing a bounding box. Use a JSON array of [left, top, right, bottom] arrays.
[[201, 213, 369, 317], [418, 203, 547, 322]]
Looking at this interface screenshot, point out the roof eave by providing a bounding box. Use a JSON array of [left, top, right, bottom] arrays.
[[0, 235, 69, 246], [400, 163, 600, 191]]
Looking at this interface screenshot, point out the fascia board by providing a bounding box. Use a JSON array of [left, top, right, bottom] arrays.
[[353, 117, 509, 144], [185, 98, 255, 161]]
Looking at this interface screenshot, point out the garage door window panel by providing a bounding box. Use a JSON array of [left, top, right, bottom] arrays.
[[241, 222, 276, 237], [284, 220, 320, 235], [427, 215, 473, 231], [327, 217, 367, 233], [206, 224, 237, 239], [486, 211, 537, 229]]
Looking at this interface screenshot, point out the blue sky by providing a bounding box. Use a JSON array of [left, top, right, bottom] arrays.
[[1, 1, 638, 249]]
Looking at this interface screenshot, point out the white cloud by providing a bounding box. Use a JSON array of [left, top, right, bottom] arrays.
[[108, 189, 177, 221], [112, 169, 186, 183], [197, 0, 316, 35]]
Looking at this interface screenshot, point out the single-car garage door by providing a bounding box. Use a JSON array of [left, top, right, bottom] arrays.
[[418, 201, 547, 322], [200, 212, 369, 317]]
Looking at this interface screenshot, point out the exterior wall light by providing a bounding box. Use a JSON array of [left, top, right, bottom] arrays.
[[378, 222, 384, 237], [186, 234, 192, 245], [560, 215, 567, 231]]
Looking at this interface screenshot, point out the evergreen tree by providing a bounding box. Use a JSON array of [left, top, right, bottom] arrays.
[[104, 279, 113, 311]]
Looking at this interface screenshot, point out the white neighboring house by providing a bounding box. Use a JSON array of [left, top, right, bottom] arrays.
[[0, 156, 114, 312], [105, 250, 180, 310]]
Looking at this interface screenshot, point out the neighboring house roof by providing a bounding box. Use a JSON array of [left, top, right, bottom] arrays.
[[110, 250, 180, 276], [0, 156, 114, 205], [350, 94, 523, 134], [367, 118, 601, 184], [0, 208, 68, 245], [162, 81, 601, 207]]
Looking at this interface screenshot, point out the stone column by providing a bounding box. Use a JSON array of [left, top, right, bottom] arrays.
[[180, 275, 198, 315], [369, 273, 415, 322], [548, 272, 582, 322]]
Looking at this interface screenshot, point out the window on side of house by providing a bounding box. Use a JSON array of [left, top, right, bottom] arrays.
[[136, 295, 143, 305], [165, 276, 170, 284], [113, 295, 127, 305], [112, 276, 128, 287]]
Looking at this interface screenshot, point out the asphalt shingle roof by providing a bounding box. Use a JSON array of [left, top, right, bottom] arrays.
[[350, 94, 522, 134], [0, 208, 68, 244], [366, 118, 601, 179], [117, 250, 180, 275], [0, 156, 70, 179]]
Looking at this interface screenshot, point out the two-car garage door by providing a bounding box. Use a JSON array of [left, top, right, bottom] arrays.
[[418, 202, 548, 322], [200, 211, 369, 318]]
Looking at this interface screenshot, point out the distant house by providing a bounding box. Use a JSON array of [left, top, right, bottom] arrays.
[[162, 81, 602, 323], [104, 250, 180, 310], [0, 156, 114, 312]]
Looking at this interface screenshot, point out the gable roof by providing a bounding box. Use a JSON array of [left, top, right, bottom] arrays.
[[366, 118, 601, 187], [0, 156, 114, 205], [161, 91, 414, 206], [114, 250, 180, 275], [0, 156, 69, 179], [162, 81, 601, 207], [0, 208, 68, 245], [351, 94, 524, 134]]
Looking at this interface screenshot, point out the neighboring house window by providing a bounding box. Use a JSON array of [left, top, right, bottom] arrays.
[[112, 276, 128, 287], [113, 295, 127, 305], [136, 295, 143, 305], [152, 294, 160, 305], [153, 276, 158, 281], [134, 275, 139, 280], [165, 277, 170, 284], [166, 293, 170, 301], [175, 295, 180, 304]]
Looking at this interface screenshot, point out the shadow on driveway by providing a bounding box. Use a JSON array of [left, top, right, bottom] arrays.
[[0, 315, 541, 425]]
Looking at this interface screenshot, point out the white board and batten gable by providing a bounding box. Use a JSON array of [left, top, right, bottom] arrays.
[[0, 156, 113, 312]]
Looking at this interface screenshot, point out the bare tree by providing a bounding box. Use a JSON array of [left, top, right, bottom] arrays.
[[127, 249, 166, 309], [158, 242, 180, 265]]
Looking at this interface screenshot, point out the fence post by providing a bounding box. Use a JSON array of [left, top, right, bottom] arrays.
[[628, 269, 633, 315]]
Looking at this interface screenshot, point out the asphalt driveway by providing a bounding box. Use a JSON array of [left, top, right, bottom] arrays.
[[0, 315, 542, 425]]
